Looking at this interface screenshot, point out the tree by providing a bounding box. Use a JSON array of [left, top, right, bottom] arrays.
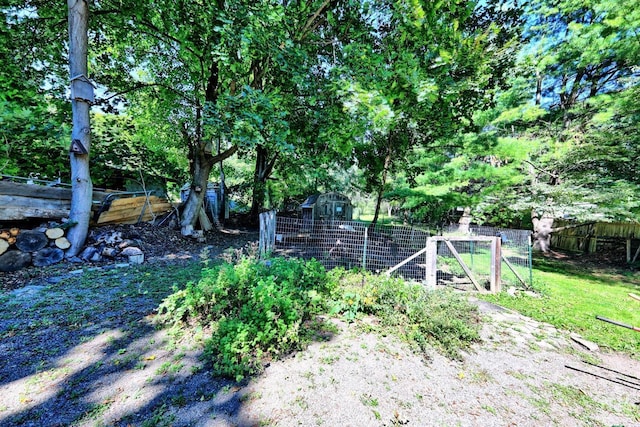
[[90, 0, 354, 231], [1, 3, 71, 180], [448, 0, 640, 251], [65, 0, 93, 256], [338, 0, 521, 227]]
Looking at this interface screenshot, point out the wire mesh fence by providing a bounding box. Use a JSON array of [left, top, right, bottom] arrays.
[[261, 213, 532, 291], [439, 225, 533, 291]]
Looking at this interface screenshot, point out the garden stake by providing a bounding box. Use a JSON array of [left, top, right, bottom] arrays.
[[565, 365, 640, 391], [595, 315, 640, 332], [582, 360, 640, 382], [628, 293, 640, 302]]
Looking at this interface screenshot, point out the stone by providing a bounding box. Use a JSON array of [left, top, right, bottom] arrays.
[[121, 246, 143, 256], [79, 246, 98, 261], [128, 254, 144, 264], [570, 334, 599, 352]]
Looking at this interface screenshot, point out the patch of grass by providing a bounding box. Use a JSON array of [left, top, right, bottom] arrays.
[[155, 361, 182, 376], [481, 404, 498, 415], [141, 404, 176, 427], [360, 393, 379, 407], [549, 383, 604, 411], [480, 257, 640, 356], [469, 368, 494, 384]]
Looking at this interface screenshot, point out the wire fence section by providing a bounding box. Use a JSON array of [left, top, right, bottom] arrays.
[[265, 214, 532, 290]]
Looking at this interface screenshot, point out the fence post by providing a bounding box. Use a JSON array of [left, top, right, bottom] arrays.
[[362, 226, 368, 270], [528, 234, 533, 287], [425, 237, 437, 289], [259, 210, 276, 258], [490, 236, 502, 293]]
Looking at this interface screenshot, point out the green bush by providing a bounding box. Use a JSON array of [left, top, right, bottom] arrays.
[[158, 256, 330, 381], [328, 269, 481, 359], [159, 258, 481, 380]]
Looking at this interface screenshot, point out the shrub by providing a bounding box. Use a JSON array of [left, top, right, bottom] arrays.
[[157, 256, 330, 381], [328, 269, 481, 360]]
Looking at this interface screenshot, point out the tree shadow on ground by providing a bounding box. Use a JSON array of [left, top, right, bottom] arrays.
[[0, 263, 336, 427]]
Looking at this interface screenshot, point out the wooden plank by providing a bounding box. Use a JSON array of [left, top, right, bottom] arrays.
[[632, 243, 640, 263], [426, 238, 437, 288], [386, 247, 428, 276], [102, 200, 165, 214], [103, 202, 171, 216], [491, 237, 502, 293], [0, 180, 72, 200], [434, 236, 498, 242], [443, 239, 484, 292], [96, 202, 172, 224], [0, 205, 71, 221], [0, 194, 71, 211], [198, 208, 213, 231], [96, 198, 170, 220], [109, 195, 163, 208]]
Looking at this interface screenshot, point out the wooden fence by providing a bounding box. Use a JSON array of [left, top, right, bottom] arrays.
[[551, 221, 640, 262]]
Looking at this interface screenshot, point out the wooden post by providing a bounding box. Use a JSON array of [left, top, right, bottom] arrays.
[[362, 227, 368, 270], [490, 236, 502, 293], [425, 237, 437, 289], [627, 238, 631, 263]]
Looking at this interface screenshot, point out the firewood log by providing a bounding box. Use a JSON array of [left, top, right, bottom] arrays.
[[0, 250, 32, 272], [15, 230, 48, 252], [0, 239, 8, 256], [7, 237, 16, 245], [45, 227, 65, 239], [54, 237, 71, 250], [9, 228, 19, 237], [33, 248, 65, 267], [0, 231, 10, 240]]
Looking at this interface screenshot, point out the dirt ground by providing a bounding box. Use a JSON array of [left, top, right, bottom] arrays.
[[1, 224, 639, 426]]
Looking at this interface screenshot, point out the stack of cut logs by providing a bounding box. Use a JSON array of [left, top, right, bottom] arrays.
[[0, 226, 71, 272]]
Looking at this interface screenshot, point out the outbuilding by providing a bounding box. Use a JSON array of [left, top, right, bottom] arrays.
[[300, 192, 353, 223]]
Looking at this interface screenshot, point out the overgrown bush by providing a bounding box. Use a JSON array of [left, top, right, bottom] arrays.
[[159, 257, 481, 381], [158, 256, 331, 381], [328, 268, 481, 360]]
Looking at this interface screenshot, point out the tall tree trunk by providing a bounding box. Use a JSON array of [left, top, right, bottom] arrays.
[[180, 145, 237, 235], [457, 207, 472, 234], [249, 145, 277, 225], [181, 150, 214, 235], [66, 0, 93, 257], [535, 70, 542, 106], [370, 146, 392, 229], [531, 210, 554, 253]]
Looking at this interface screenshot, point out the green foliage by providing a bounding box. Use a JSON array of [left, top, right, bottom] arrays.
[[327, 269, 481, 360], [158, 256, 331, 381], [90, 113, 188, 189]]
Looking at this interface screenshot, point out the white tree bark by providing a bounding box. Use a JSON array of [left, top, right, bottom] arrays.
[[66, 0, 93, 257]]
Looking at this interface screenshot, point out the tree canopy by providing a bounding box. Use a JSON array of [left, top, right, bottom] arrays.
[[1, 0, 638, 245]]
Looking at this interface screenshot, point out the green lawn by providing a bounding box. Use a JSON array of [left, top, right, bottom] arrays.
[[480, 256, 640, 357]]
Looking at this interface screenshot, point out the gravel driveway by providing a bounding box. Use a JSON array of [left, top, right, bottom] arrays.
[[1, 260, 639, 427]]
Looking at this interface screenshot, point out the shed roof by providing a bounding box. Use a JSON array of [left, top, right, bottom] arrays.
[[301, 194, 320, 208]]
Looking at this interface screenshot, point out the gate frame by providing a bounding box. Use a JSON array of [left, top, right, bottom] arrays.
[[387, 236, 502, 293]]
